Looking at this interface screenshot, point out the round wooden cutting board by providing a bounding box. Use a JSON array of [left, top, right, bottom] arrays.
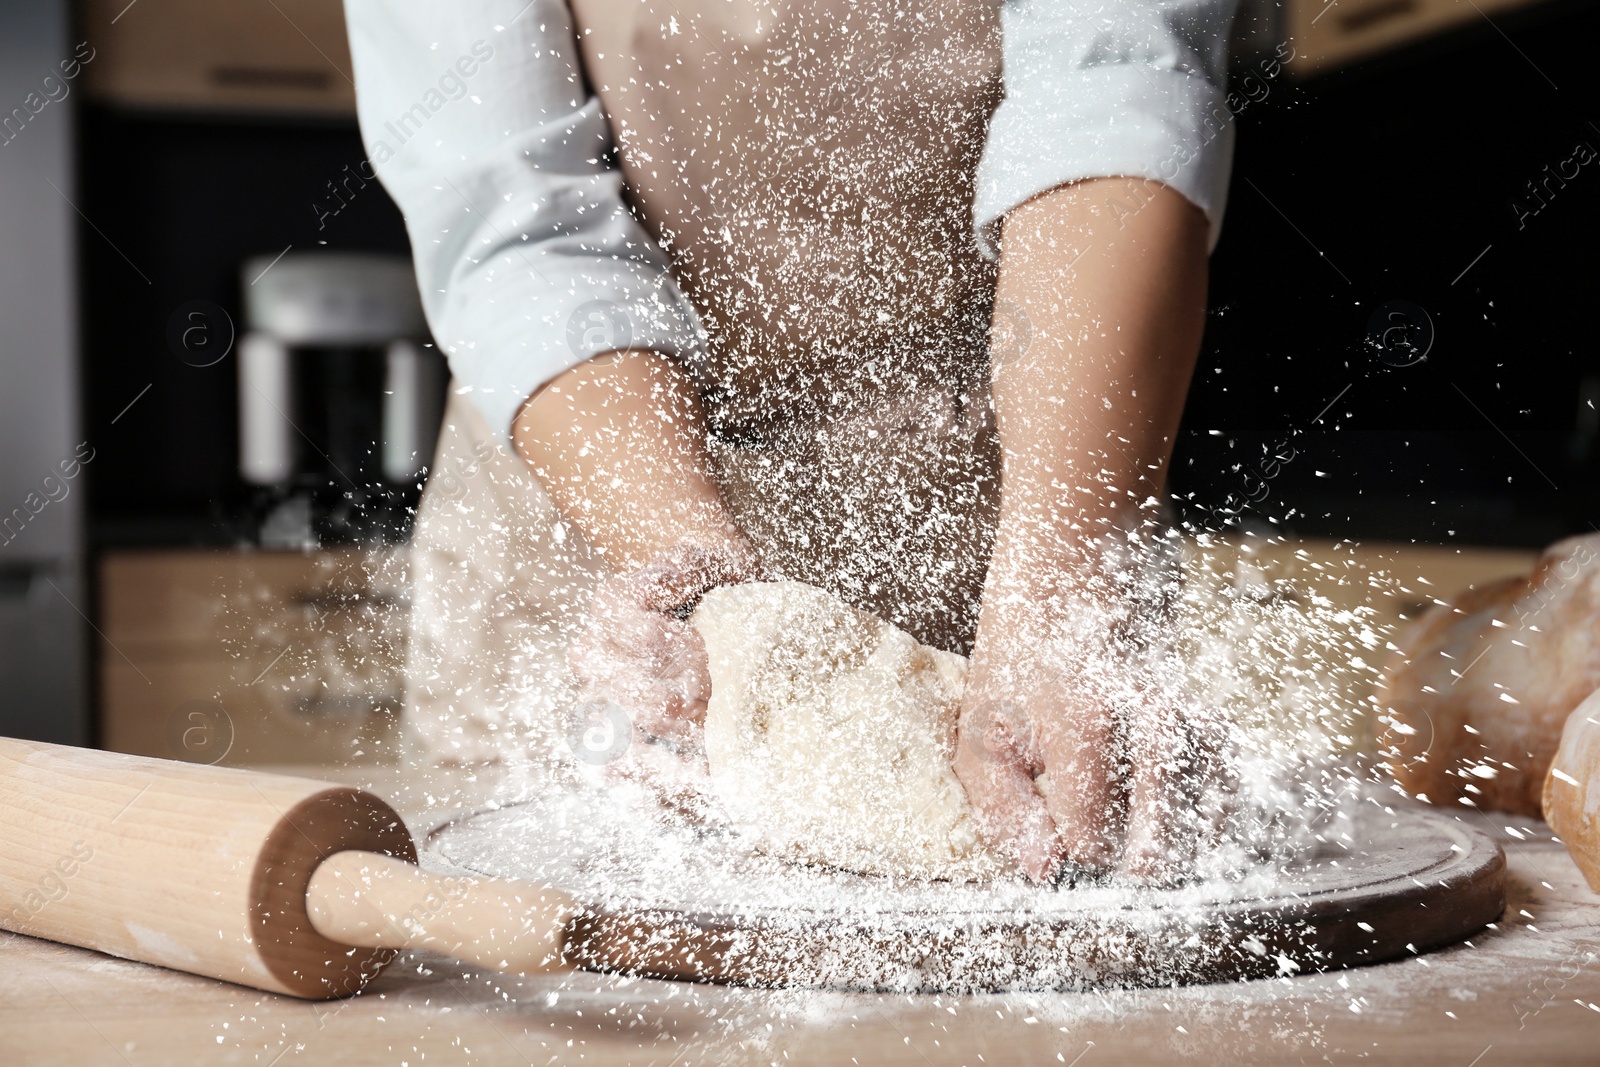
[[423, 788, 1505, 992]]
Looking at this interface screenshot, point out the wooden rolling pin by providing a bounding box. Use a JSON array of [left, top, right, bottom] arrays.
[[0, 738, 573, 999]]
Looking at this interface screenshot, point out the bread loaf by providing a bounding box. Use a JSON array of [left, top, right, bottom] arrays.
[[1378, 534, 1600, 815]]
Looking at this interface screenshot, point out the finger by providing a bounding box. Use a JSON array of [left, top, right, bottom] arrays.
[[625, 564, 708, 615], [612, 635, 710, 740], [954, 745, 1060, 881], [632, 682, 703, 743], [578, 678, 687, 744], [569, 656, 694, 742], [622, 542, 762, 614], [565, 632, 615, 685], [1036, 695, 1124, 873], [573, 607, 700, 680], [953, 704, 1063, 881], [572, 675, 704, 758], [655, 619, 711, 723], [568, 622, 707, 735], [1117, 695, 1197, 885], [566, 616, 658, 686], [598, 608, 670, 663]]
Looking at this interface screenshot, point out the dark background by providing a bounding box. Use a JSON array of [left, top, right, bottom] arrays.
[[1173, 0, 1599, 545], [78, 110, 411, 545], [76, 0, 1600, 549]]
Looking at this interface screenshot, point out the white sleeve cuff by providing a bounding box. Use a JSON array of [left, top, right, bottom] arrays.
[[345, 0, 704, 440], [433, 216, 708, 438], [975, 14, 1237, 256]]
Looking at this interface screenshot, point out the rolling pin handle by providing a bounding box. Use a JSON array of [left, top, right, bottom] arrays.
[[305, 850, 575, 975]]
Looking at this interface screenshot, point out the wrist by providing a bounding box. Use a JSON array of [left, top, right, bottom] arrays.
[[621, 537, 765, 616], [986, 508, 1149, 595], [982, 508, 1180, 622]]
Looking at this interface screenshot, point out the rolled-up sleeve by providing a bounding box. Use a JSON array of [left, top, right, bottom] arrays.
[[344, 0, 703, 438], [974, 0, 1240, 255]]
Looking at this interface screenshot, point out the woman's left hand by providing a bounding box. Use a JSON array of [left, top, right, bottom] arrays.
[[953, 551, 1229, 885]]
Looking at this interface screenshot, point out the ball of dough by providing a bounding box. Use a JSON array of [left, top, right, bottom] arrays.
[[1379, 533, 1600, 815], [691, 581, 1009, 880]]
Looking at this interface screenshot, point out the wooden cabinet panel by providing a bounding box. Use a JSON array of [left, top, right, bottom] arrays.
[[100, 658, 400, 765], [1286, 0, 1551, 75], [101, 549, 405, 652], [95, 541, 1532, 765], [98, 549, 406, 766], [80, 0, 355, 116]]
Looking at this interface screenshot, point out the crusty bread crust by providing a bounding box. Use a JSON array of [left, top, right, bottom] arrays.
[[1378, 535, 1600, 816]]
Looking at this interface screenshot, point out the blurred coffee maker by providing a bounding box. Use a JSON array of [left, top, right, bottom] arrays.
[[237, 252, 446, 546]]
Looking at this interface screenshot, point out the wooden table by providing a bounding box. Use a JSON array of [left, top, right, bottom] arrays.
[[2, 763, 1597, 1066]]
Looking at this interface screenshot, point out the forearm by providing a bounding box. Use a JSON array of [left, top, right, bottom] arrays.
[[987, 177, 1208, 593], [512, 350, 753, 574], [962, 179, 1222, 882]]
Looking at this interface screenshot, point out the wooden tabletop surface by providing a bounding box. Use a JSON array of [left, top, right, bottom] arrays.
[[2, 761, 1598, 1067]]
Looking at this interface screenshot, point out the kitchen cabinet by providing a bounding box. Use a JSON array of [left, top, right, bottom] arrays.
[[93, 539, 1535, 765], [97, 548, 406, 765], [79, 0, 355, 116]]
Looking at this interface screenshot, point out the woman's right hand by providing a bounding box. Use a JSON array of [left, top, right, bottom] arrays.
[[566, 541, 762, 758], [511, 349, 761, 779]]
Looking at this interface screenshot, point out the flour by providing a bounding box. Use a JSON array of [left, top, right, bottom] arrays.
[[425, 777, 1500, 992]]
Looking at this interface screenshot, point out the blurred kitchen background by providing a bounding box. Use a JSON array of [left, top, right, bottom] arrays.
[[0, 0, 1593, 758]]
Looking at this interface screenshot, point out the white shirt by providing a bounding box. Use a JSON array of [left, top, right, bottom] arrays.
[[344, 0, 1238, 438]]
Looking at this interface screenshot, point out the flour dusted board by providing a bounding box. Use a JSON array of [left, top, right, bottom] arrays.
[[425, 790, 1505, 991]]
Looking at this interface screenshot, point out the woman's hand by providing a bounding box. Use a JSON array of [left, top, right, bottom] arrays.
[[567, 542, 761, 753], [960, 176, 1218, 883], [953, 542, 1228, 885], [513, 348, 760, 787], [509, 347, 767, 802]]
